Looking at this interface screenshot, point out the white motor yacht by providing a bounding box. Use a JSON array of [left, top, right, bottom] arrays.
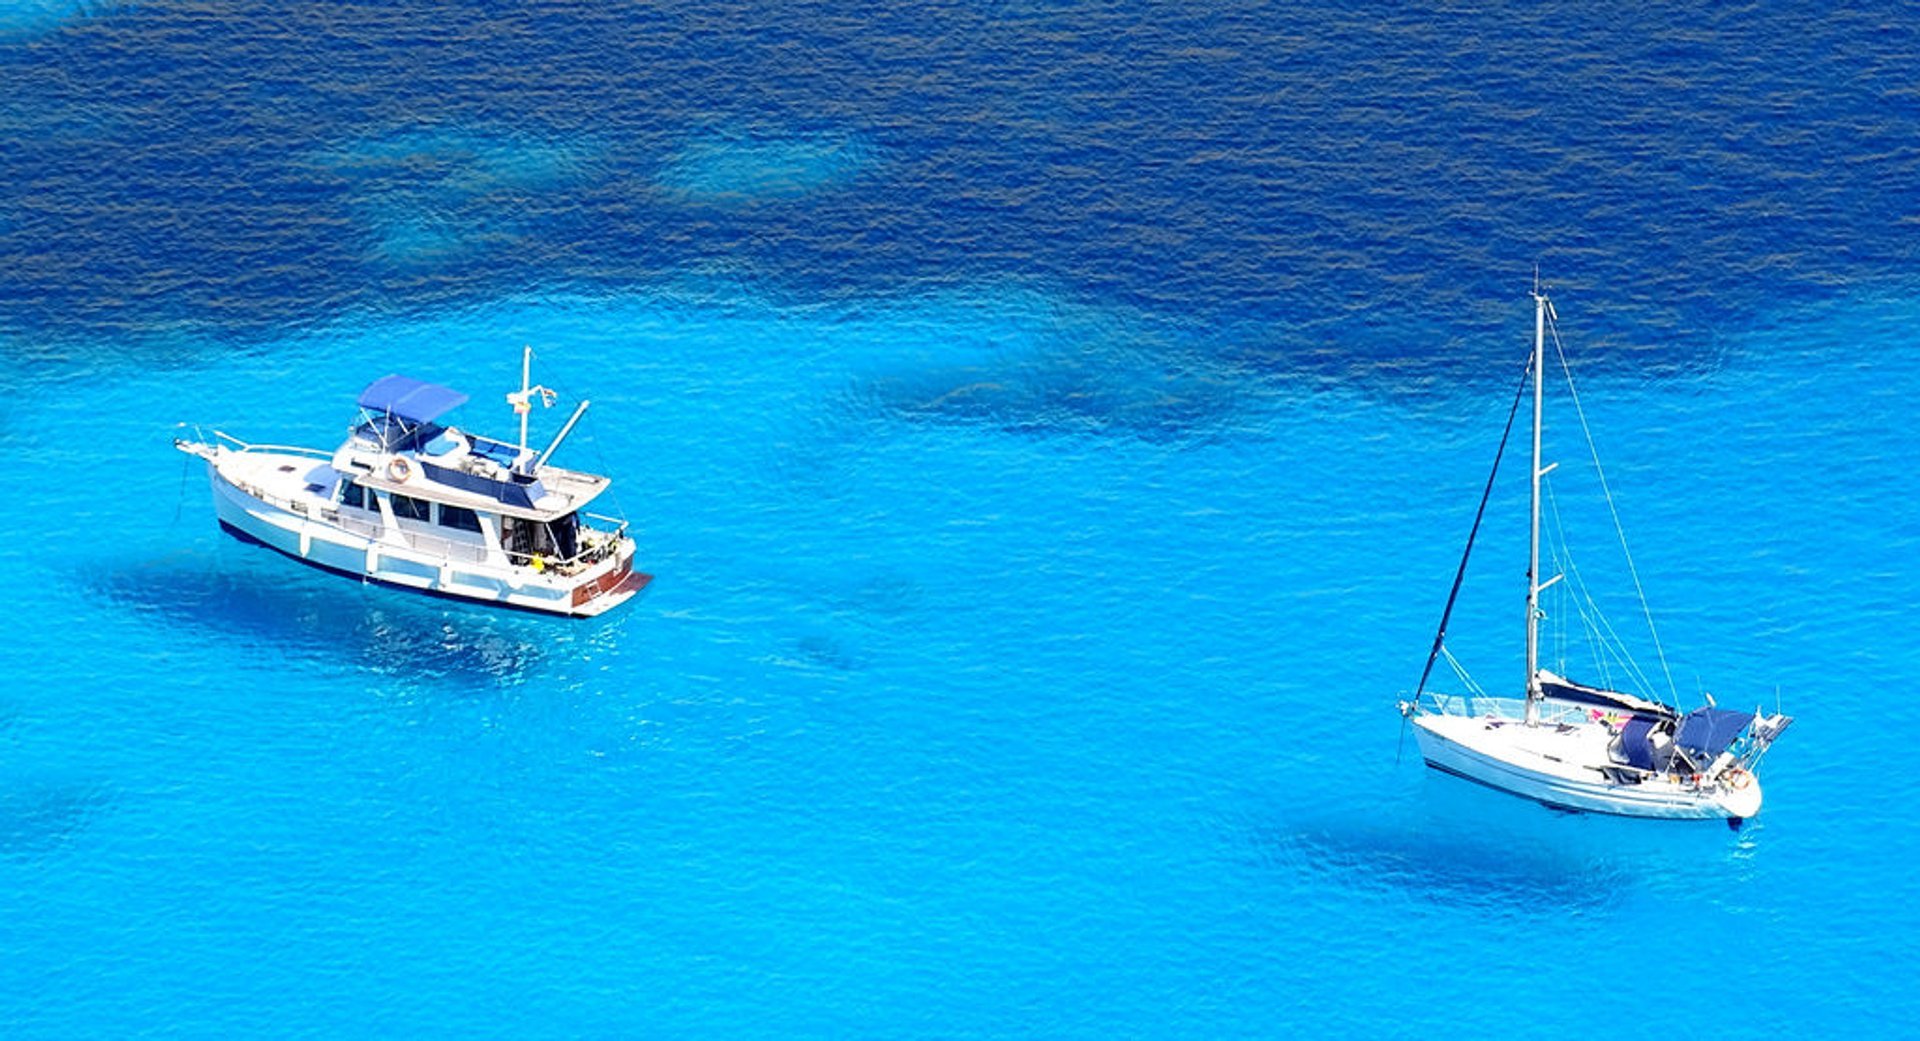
[[175, 350, 650, 617]]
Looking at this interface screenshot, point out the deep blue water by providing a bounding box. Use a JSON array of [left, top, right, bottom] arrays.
[[3, 2, 1917, 1036]]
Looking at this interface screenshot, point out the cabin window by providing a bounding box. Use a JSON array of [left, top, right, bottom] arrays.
[[438, 504, 482, 533], [391, 493, 431, 521], [339, 481, 367, 510]]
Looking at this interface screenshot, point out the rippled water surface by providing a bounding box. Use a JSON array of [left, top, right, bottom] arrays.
[[2, 2, 1916, 1036]]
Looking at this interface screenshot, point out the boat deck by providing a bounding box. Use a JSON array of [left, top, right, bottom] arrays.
[[1411, 705, 1761, 818], [1415, 710, 1622, 784]]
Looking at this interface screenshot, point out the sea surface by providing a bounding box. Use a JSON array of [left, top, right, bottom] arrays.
[[3, 2, 1917, 1036]]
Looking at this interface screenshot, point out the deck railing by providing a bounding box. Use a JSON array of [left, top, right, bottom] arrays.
[[212, 430, 335, 459], [206, 431, 630, 575], [505, 513, 629, 574], [1420, 693, 1597, 726], [335, 513, 492, 566]]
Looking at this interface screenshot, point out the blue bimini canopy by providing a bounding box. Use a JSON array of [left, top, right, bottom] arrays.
[[1676, 708, 1755, 760], [357, 375, 469, 426]]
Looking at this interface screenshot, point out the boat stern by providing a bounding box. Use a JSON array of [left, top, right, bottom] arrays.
[[1714, 771, 1763, 820], [567, 539, 653, 616]]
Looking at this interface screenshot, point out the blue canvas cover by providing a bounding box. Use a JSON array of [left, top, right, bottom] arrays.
[[468, 436, 523, 468], [357, 375, 469, 426], [1618, 717, 1658, 771], [419, 461, 546, 510], [1676, 708, 1755, 760]]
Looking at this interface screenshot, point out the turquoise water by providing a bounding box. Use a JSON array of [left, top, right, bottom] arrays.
[[4, 288, 1914, 1035], [4, 2, 1919, 1036]]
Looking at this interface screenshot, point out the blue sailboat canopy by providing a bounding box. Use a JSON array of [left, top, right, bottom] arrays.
[[1676, 707, 1755, 760], [1618, 717, 1659, 771], [357, 375, 469, 426]]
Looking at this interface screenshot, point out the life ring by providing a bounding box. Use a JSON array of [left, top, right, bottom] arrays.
[[530, 554, 546, 573], [388, 457, 413, 483], [1724, 768, 1753, 791]]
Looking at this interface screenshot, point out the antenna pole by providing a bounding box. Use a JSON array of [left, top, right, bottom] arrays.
[[1525, 287, 1547, 724], [518, 346, 533, 454]]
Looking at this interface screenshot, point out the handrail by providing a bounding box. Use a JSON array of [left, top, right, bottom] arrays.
[[1421, 693, 1591, 726], [212, 430, 335, 459], [508, 523, 628, 573]]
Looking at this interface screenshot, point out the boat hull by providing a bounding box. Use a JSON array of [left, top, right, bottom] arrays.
[[202, 451, 649, 618], [1411, 712, 1763, 820]]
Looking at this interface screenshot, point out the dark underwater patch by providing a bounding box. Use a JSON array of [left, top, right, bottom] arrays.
[[0, 782, 106, 860]]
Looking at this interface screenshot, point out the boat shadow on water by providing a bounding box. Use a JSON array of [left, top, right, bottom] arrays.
[[88, 553, 552, 687], [1236, 785, 1755, 912], [1245, 821, 1633, 912]]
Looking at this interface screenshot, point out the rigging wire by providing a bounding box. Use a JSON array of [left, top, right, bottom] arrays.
[[531, 348, 632, 528], [1441, 645, 1488, 699], [1412, 354, 1535, 706], [1544, 303, 1680, 705], [1542, 476, 1661, 697]]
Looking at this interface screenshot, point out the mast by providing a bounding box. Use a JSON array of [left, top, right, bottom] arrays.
[[507, 346, 557, 474], [1524, 285, 1547, 724], [518, 346, 534, 454]]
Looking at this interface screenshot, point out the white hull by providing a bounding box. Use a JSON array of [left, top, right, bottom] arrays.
[[203, 449, 647, 618], [1411, 710, 1762, 820]]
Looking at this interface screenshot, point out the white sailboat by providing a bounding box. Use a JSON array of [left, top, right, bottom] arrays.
[[1400, 286, 1791, 823]]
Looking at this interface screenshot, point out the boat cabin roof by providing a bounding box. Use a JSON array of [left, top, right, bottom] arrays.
[[351, 460, 611, 522], [358, 375, 470, 426]]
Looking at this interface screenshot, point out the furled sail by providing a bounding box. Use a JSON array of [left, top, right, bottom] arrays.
[[1535, 668, 1677, 720]]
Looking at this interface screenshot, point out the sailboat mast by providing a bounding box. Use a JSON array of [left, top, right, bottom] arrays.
[[1524, 288, 1546, 723]]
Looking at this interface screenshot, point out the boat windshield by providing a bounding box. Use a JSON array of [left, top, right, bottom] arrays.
[[352, 412, 444, 452]]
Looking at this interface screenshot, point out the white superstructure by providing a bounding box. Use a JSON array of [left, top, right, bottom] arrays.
[[176, 352, 650, 617]]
